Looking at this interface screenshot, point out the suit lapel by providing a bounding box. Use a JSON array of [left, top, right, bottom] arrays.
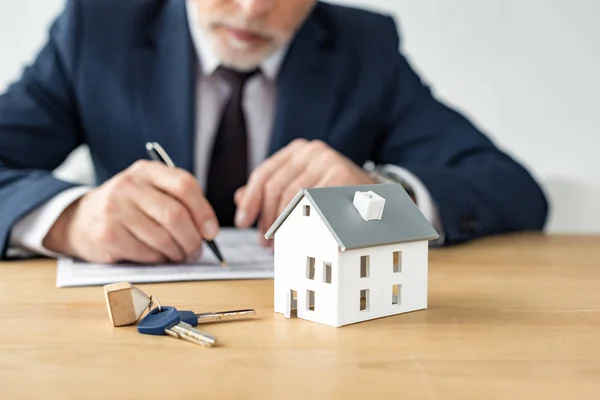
[[269, 7, 337, 155], [132, 0, 196, 172]]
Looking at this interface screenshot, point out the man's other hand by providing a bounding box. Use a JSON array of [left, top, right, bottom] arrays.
[[234, 139, 376, 244], [43, 160, 219, 264]]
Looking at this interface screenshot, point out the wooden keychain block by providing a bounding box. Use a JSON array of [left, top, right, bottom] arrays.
[[103, 282, 153, 327]]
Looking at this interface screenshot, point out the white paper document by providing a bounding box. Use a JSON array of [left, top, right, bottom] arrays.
[[56, 229, 274, 287]]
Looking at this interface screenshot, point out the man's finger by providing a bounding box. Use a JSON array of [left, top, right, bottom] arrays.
[[276, 167, 322, 217], [129, 181, 203, 259], [234, 186, 247, 206], [105, 223, 167, 264], [259, 153, 312, 228], [123, 198, 186, 262], [273, 143, 330, 216], [258, 148, 329, 236], [131, 160, 219, 239], [236, 139, 307, 227], [312, 163, 344, 188]]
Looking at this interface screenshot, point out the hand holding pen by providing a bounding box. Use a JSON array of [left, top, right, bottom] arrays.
[[146, 142, 225, 264], [42, 142, 224, 264]]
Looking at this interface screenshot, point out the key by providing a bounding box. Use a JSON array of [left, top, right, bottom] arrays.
[[103, 282, 152, 327], [138, 306, 217, 347], [103, 281, 256, 331], [178, 309, 256, 326]]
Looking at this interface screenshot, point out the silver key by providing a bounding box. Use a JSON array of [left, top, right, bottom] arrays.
[[138, 306, 217, 347], [181, 309, 256, 324], [167, 322, 217, 347]]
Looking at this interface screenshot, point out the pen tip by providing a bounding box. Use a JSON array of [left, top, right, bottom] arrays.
[[221, 261, 227, 266]]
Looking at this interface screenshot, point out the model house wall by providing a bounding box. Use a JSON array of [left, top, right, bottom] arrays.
[[273, 195, 430, 327], [273, 197, 341, 326], [269, 184, 438, 328], [338, 240, 428, 326]]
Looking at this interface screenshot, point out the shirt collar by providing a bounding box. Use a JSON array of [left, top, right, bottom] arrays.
[[186, 0, 288, 81]]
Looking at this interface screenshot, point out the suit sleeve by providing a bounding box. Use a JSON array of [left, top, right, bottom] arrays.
[[0, 0, 85, 258], [376, 17, 549, 244]]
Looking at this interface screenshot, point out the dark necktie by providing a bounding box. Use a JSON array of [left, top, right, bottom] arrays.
[[205, 66, 259, 227]]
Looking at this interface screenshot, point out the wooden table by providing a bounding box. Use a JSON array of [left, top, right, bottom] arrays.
[[1, 233, 600, 399]]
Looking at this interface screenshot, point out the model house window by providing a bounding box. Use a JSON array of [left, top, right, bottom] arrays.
[[303, 205, 311, 216], [392, 285, 401, 305], [323, 262, 332, 284], [360, 289, 369, 311], [360, 255, 370, 278], [393, 251, 402, 273], [306, 257, 315, 280], [307, 290, 315, 311]]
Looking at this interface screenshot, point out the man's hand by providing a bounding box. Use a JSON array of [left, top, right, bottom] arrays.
[[43, 160, 219, 264], [234, 139, 376, 242]]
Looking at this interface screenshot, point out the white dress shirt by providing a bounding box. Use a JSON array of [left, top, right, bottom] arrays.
[[8, 0, 442, 257]]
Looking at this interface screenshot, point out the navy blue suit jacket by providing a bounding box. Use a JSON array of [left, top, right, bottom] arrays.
[[0, 0, 548, 258]]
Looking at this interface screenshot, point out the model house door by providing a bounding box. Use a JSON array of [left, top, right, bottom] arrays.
[[285, 290, 298, 319]]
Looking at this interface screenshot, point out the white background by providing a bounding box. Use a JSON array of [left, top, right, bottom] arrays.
[[0, 0, 598, 233]]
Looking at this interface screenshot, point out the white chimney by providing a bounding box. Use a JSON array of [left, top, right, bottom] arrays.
[[353, 191, 386, 221]]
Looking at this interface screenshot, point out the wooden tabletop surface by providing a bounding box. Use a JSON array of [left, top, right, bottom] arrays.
[[1, 233, 600, 399]]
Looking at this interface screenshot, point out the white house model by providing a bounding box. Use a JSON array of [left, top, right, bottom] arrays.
[[264, 184, 439, 327]]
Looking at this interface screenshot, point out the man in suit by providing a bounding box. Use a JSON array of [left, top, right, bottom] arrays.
[[0, 0, 548, 263]]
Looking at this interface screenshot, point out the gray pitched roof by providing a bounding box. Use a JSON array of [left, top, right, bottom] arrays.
[[264, 184, 439, 251]]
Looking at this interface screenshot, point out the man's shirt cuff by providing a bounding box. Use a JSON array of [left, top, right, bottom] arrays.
[[8, 186, 93, 258]]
